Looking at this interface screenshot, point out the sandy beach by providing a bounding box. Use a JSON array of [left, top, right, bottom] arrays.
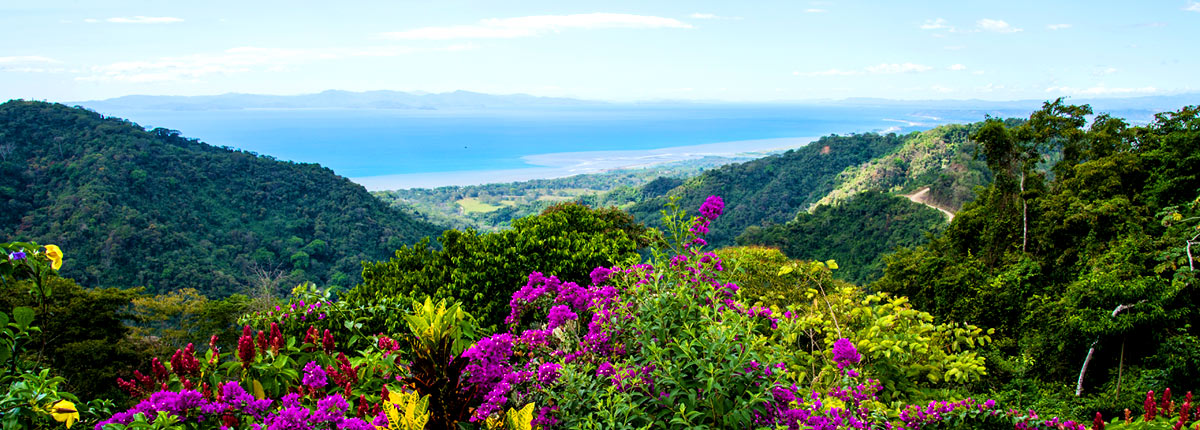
[[351, 136, 816, 190]]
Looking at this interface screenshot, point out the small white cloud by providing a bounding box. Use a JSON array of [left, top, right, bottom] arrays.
[[931, 85, 953, 93], [689, 12, 743, 20], [1185, 2, 1200, 12], [972, 70, 985, 75], [798, 68, 862, 77], [382, 13, 692, 40], [1093, 66, 1118, 76], [921, 18, 952, 30], [977, 18, 1022, 33], [83, 18, 99, 23], [1044, 85, 1157, 96], [943, 45, 966, 51], [799, 62, 933, 77], [805, 9, 827, 13], [948, 63, 967, 71], [866, 63, 932, 74], [1047, 23, 1071, 30], [77, 44, 465, 83], [107, 16, 184, 24], [0, 56, 60, 64]]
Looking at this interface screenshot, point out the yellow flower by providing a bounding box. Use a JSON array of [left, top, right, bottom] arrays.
[[44, 244, 63, 270], [50, 399, 78, 428]]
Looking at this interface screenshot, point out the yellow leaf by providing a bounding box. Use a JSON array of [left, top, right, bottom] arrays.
[[252, 380, 266, 400], [825, 260, 838, 270], [383, 401, 400, 430]]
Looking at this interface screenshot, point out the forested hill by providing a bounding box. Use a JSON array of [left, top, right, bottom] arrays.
[[626, 132, 906, 246], [0, 101, 443, 296]]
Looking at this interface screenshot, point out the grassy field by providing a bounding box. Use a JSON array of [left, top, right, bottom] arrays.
[[457, 197, 505, 213]]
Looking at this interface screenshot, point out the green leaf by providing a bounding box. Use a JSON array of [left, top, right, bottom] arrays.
[[12, 306, 34, 329]]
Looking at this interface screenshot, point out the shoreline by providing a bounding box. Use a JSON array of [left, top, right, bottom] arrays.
[[351, 136, 816, 190]]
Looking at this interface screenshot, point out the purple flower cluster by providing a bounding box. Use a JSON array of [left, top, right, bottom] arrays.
[[537, 362, 562, 385], [832, 338, 863, 369], [96, 383, 375, 430], [687, 195, 725, 244], [302, 360, 328, 389], [546, 305, 578, 330]]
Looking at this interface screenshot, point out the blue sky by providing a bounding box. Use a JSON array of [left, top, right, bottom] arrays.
[[1, 0, 1197, 102]]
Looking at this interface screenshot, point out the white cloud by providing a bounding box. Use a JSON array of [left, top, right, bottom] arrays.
[[83, 18, 99, 23], [381, 13, 692, 40], [107, 16, 184, 24], [1047, 23, 1072, 30], [78, 45, 468, 83], [920, 18, 952, 30], [1044, 85, 1157, 96], [1093, 66, 1118, 76], [977, 18, 1022, 33], [866, 63, 933, 74], [931, 85, 953, 93], [805, 9, 827, 13], [798, 62, 933, 77], [1185, 2, 1200, 12], [948, 63, 967, 71], [689, 12, 743, 20], [798, 68, 862, 77], [0, 56, 60, 64]]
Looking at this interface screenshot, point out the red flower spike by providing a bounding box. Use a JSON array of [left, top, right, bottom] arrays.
[[1149, 391, 1159, 421], [151, 357, 168, 382], [357, 394, 368, 418], [1093, 412, 1105, 430], [238, 334, 256, 368], [256, 330, 268, 352], [242, 324, 252, 338], [1166, 389, 1175, 416], [322, 329, 336, 355], [1182, 401, 1192, 425]]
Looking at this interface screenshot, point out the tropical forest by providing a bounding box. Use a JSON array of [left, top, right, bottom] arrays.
[[2, 96, 1199, 430]]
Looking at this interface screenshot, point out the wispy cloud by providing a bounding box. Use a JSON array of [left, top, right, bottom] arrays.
[[1045, 85, 1157, 96], [1046, 23, 1072, 30], [920, 18, 952, 30], [797, 62, 934, 77], [1185, 2, 1200, 12], [689, 12, 742, 20], [105, 16, 184, 24], [866, 63, 933, 74], [78, 45, 469, 83], [381, 13, 692, 40], [0, 56, 60, 64], [977, 19, 1022, 33], [948, 64, 967, 71], [796, 68, 861, 77], [805, 9, 827, 13]]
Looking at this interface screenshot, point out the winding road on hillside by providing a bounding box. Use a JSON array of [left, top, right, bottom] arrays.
[[905, 187, 956, 222]]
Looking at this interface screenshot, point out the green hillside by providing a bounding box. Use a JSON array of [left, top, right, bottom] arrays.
[[737, 191, 947, 283], [0, 100, 442, 296], [626, 132, 907, 247]]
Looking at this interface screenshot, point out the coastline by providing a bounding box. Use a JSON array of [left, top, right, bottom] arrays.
[[351, 136, 816, 190]]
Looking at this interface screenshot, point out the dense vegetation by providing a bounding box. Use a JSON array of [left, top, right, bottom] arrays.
[[875, 100, 1200, 417], [345, 202, 647, 330], [738, 191, 948, 283], [4, 101, 1199, 430], [812, 123, 995, 211], [627, 133, 907, 247], [374, 156, 750, 231], [0, 101, 442, 297]]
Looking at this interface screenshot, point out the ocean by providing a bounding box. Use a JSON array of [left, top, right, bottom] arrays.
[[87, 104, 990, 189]]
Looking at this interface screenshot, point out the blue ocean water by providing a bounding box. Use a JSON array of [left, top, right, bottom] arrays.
[[95, 104, 975, 179]]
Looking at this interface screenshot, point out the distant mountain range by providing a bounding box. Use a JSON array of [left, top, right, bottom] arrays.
[[69, 90, 1199, 116], [73, 89, 604, 111]]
